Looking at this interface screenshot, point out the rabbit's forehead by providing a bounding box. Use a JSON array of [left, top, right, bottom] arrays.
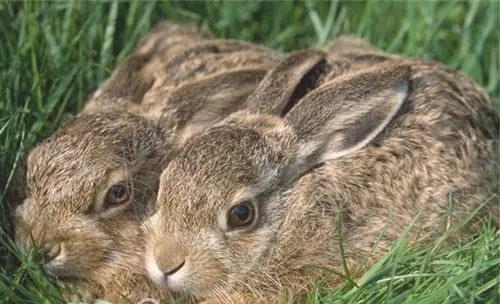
[[166, 153, 260, 205], [28, 145, 111, 184], [161, 127, 285, 214], [27, 166, 104, 213], [176, 127, 273, 182], [27, 146, 115, 212]]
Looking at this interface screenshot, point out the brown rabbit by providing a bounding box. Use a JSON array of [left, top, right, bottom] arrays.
[[11, 23, 281, 303], [145, 43, 499, 303]]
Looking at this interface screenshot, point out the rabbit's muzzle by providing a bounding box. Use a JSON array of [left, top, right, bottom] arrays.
[[14, 205, 111, 280], [146, 236, 189, 292], [14, 215, 67, 277]]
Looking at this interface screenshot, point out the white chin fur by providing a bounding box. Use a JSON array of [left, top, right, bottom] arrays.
[[164, 266, 188, 293], [145, 248, 167, 287]]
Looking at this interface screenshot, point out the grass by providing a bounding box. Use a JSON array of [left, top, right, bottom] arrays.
[[0, 0, 498, 303]]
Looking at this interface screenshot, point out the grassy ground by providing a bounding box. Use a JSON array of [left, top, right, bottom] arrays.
[[0, 1, 499, 303]]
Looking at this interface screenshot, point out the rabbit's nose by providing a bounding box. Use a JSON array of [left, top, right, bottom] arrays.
[[157, 253, 186, 277], [42, 243, 61, 263], [154, 241, 187, 277], [163, 260, 185, 277]]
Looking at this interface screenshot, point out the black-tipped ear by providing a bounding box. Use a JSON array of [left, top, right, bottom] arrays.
[[243, 50, 328, 115], [167, 68, 268, 145], [286, 64, 410, 174]]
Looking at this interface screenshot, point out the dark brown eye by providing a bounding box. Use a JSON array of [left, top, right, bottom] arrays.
[[104, 183, 129, 209], [227, 201, 255, 229]]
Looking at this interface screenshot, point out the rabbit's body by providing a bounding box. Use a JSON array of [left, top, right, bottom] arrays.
[[146, 41, 499, 303], [11, 24, 282, 303], [84, 22, 211, 112], [136, 47, 282, 123], [86, 33, 282, 114], [264, 57, 498, 280], [148, 48, 282, 91]]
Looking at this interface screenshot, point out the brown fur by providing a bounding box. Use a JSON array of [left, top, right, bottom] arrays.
[[84, 22, 212, 113], [10, 23, 282, 303], [146, 38, 499, 303]]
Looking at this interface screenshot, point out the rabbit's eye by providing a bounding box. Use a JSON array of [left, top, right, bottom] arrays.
[[104, 183, 129, 209], [227, 201, 255, 229]]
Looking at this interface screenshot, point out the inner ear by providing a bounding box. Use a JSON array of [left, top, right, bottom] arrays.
[[279, 58, 329, 117], [243, 50, 328, 115]]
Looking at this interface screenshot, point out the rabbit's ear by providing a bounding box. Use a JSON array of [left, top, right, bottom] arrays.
[[286, 64, 410, 175], [170, 68, 269, 145], [244, 50, 327, 114], [92, 53, 157, 102]]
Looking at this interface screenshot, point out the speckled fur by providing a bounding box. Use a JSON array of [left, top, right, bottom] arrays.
[[146, 38, 499, 303], [9, 23, 282, 303]]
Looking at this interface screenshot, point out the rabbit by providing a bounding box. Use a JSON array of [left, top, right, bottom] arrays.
[[10, 23, 282, 303], [144, 43, 499, 303]]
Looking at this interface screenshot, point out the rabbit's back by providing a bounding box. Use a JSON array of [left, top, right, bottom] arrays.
[[85, 23, 281, 115]]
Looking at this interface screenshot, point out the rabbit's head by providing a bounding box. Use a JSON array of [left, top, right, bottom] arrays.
[[145, 50, 410, 300], [14, 111, 167, 287]]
